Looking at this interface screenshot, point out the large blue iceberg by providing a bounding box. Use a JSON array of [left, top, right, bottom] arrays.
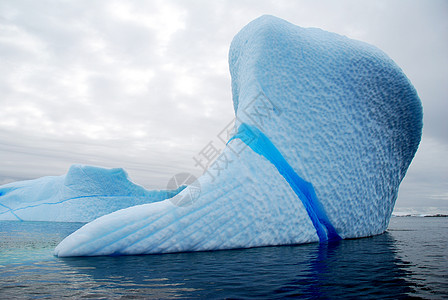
[[4, 15, 423, 256], [54, 15, 422, 256], [0, 165, 184, 222]]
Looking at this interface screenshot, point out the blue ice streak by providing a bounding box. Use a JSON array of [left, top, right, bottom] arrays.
[[228, 123, 341, 242]]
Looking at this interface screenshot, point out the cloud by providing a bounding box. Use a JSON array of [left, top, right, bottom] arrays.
[[396, 135, 448, 208]]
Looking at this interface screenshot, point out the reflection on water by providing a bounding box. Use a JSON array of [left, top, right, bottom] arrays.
[[0, 218, 447, 299], [58, 234, 415, 299]]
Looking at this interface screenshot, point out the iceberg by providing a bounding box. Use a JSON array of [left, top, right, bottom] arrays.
[[43, 15, 421, 256], [0, 165, 185, 222]]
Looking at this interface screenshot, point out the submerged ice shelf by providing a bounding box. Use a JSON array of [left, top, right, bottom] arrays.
[[1, 15, 423, 256]]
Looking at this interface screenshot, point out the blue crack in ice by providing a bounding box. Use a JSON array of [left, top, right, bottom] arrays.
[[0, 202, 23, 221], [228, 123, 341, 242]]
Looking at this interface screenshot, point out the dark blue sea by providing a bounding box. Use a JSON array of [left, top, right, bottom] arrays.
[[0, 217, 447, 299]]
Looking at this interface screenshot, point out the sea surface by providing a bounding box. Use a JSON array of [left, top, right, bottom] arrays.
[[0, 217, 447, 299]]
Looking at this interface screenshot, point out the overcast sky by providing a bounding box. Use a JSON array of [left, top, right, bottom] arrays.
[[0, 0, 447, 212]]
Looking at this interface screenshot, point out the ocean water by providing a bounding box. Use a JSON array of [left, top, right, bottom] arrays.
[[0, 217, 446, 299]]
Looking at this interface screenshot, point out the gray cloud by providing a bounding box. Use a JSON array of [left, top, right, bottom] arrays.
[[0, 0, 446, 211]]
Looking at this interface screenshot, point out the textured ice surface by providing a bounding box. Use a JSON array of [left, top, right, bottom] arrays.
[[53, 15, 422, 256], [0, 165, 184, 222]]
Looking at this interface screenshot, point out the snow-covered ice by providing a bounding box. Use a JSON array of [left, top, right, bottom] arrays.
[[5, 15, 422, 256], [0, 165, 184, 222]]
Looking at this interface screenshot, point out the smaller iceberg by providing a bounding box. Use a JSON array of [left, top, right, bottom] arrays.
[[0, 165, 184, 222]]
